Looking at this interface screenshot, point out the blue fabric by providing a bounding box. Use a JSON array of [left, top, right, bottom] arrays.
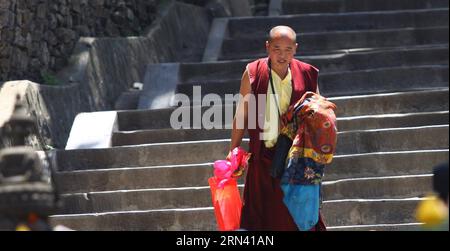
[[281, 183, 320, 231], [280, 157, 324, 231], [282, 157, 325, 185]]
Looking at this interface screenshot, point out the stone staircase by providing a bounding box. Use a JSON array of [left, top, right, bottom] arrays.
[[50, 0, 449, 230]]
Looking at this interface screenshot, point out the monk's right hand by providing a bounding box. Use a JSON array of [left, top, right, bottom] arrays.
[[226, 151, 232, 161]]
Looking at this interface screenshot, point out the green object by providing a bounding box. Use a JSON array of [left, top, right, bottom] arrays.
[[40, 71, 61, 86]]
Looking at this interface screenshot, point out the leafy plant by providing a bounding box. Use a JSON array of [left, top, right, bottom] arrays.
[[40, 71, 61, 86]]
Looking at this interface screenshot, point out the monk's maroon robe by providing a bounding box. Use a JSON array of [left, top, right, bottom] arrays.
[[241, 58, 327, 231]]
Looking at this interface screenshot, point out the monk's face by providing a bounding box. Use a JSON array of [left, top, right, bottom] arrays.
[[266, 36, 297, 71]]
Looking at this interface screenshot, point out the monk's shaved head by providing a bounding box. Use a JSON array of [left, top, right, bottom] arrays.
[[266, 25, 298, 77], [268, 26, 297, 43]]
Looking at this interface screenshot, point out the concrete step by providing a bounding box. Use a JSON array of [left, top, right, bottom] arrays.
[[112, 111, 449, 146], [282, 0, 449, 14], [319, 65, 448, 97], [337, 111, 449, 132], [328, 223, 422, 231], [229, 8, 449, 38], [322, 175, 432, 201], [328, 150, 448, 180], [329, 89, 449, 117], [182, 44, 449, 83], [60, 175, 432, 214], [113, 129, 236, 146], [220, 26, 449, 60], [56, 150, 448, 193], [336, 125, 448, 155], [117, 89, 449, 131], [56, 125, 449, 171], [176, 65, 449, 99], [51, 207, 217, 231], [322, 198, 424, 227], [49, 198, 424, 230], [304, 45, 449, 75]]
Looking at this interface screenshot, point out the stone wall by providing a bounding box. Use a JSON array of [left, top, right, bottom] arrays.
[[0, 0, 159, 83], [178, 0, 269, 16], [179, 0, 253, 16], [1, 1, 211, 150]]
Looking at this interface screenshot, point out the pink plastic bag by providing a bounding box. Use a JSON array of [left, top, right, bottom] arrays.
[[209, 147, 251, 231], [213, 147, 251, 188]]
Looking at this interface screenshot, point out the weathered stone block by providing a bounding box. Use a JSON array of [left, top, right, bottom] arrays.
[[48, 14, 58, 29], [10, 47, 28, 72], [71, 0, 81, 13], [0, 43, 11, 57], [55, 28, 75, 44], [25, 33, 32, 52], [0, 0, 11, 10], [91, 0, 105, 7], [0, 9, 14, 28], [38, 42, 50, 66], [13, 28, 27, 48], [75, 25, 90, 36], [30, 58, 41, 69], [0, 57, 11, 72], [0, 28, 14, 42], [36, 3, 47, 19]]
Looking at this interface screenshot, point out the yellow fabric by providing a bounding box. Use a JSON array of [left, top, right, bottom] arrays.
[[263, 68, 293, 148], [287, 146, 334, 164]]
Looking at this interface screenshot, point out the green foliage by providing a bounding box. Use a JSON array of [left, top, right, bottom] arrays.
[[40, 71, 61, 86]]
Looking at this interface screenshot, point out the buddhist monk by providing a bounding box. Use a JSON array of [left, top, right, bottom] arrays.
[[228, 26, 326, 231]]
